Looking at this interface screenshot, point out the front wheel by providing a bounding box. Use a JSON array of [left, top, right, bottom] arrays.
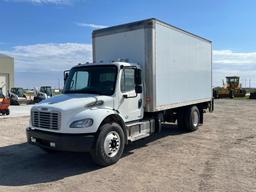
[[90, 123, 125, 166]]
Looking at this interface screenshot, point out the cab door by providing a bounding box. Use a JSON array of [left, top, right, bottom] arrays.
[[118, 68, 143, 122]]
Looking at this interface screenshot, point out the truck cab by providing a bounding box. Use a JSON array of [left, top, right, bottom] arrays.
[[63, 62, 143, 124], [27, 62, 147, 165]]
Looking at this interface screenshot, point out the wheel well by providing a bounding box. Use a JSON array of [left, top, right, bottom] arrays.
[[98, 114, 128, 144]]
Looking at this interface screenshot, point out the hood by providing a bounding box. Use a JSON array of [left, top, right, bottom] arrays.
[[33, 94, 114, 111]]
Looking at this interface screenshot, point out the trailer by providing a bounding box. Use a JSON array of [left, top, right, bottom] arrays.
[[26, 18, 214, 166]]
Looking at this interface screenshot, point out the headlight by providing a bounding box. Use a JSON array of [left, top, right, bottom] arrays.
[[70, 118, 93, 128]]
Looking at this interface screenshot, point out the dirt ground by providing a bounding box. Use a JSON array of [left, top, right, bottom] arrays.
[[0, 99, 255, 192]]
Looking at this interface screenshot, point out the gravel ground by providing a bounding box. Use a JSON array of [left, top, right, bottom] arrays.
[[0, 105, 33, 119], [0, 99, 255, 192]]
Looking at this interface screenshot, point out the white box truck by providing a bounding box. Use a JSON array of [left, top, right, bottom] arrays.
[[27, 18, 214, 166]]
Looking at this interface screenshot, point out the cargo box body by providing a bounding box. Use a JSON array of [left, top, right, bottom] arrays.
[[93, 19, 212, 112]]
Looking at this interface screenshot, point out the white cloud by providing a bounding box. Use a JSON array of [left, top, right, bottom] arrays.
[[0, 43, 92, 72], [5, 0, 71, 5], [213, 50, 256, 87], [213, 50, 256, 65], [76, 22, 108, 29], [1, 44, 256, 88]]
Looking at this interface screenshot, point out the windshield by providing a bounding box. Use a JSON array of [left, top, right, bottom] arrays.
[[40, 87, 52, 96], [227, 77, 239, 84], [11, 88, 24, 97], [64, 65, 117, 95]]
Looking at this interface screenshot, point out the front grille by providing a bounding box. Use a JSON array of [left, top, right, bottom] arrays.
[[32, 110, 61, 130]]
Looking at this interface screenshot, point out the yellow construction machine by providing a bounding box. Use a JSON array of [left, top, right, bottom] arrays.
[[213, 76, 246, 99]]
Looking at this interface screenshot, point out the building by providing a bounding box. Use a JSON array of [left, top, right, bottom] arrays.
[[0, 54, 14, 96]]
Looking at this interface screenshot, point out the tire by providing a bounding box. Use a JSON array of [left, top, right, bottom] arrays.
[[182, 106, 200, 132], [5, 109, 10, 115], [229, 91, 234, 99], [11, 100, 19, 105], [90, 123, 125, 166]]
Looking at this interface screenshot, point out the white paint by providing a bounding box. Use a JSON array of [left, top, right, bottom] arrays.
[[94, 29, 146, 65], [116, 67, 143, 122], [30, 92, 117, 134], [155, 23, 212, 107]]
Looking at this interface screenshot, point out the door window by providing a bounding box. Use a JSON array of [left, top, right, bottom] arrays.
[[121, 68, 135, 92]]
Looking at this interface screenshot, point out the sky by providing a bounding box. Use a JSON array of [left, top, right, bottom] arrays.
[[1, 0, 256, 88]]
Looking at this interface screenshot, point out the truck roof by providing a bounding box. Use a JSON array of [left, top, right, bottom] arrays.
[[93, 18, 211, 43], [73, 61, 140, 69]]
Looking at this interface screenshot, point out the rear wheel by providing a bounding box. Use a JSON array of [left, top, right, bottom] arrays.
[[178, 106, 200, 132], [90, 123, 125, 166]]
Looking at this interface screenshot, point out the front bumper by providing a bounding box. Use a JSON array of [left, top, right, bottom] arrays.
[[26, 127, 95, 152]]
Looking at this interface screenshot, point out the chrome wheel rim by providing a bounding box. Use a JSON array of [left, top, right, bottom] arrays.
[[192, 111, 199, 127], [104, 131, 120, 157]]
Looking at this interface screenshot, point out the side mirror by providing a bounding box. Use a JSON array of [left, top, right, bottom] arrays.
[[135, 85, 142, 94], [64, 70, 70, 83], [135, 69, 142, 85]]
